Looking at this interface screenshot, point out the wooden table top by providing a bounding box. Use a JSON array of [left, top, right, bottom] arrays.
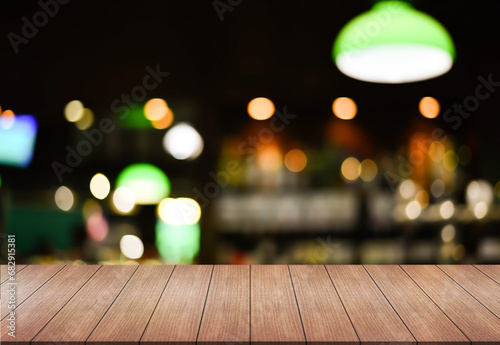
[[1, 265, 499, 344]]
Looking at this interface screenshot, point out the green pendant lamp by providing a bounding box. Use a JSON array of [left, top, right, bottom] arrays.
[[333, 1, 455, 83]]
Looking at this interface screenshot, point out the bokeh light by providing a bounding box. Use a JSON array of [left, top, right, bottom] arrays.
[[0, 114, 38, 168], [90, 173, 110, 200], [440, 243, 453, 260], [0, 112, 15, 130], [156, 220, 200, 264], [163, 123, 204, 160], [341, 157, 360, 181], [419, 97, 440, 119], [116, 163, 170, 205], [466, 180, 493, 209], [428, 141, 445, 162], [474, 201, 488, 219], [399, 179, 416, 199], [64, 100, 84, 122], [157, 198, 201, 225], [120, 235, 144, 259], [144, 98, 168, 121], [247, 97, 275, 120], [416, 190, 429, 209], [466, 181, 480, 200], [440, 200, 454, 219], [359, 159, 377, 182], [3, 3, 498, 269], [151, 107, 174, 129], [453, 244, 465, 261], [495, 181, 500, 198], [441, 225, 455, 242], [75, 108, 94, 130], [86, 214, 108, 242], [332, 97, 357, 120], [284, 149, 307, 173], [443, 150, 459, 171], [431, 179, 445, 198], [112, 187, 135, 213], [55, 186, 74, 211], [405, 201, 421, 220], [258, 146, 283, 172]]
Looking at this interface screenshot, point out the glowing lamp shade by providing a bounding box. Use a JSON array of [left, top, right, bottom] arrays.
[[116, 163, 170, 205], [333, 1, 455, 83], [0, 114, 38, 168]]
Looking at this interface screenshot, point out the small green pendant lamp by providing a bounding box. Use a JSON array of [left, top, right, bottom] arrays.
[[333, 1, 455, 83]]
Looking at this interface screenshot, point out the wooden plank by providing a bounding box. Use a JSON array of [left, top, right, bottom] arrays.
[[326, 265, 415, 345], [1, 265, 64, 319], [86, 265, 174, 345], [365, 265, 469, 345], [402, 265, 500, 344], [1, 265, 27, 284], [289, 265, 359, 345], [439, 265, 500, 318], [141, 265, 213, 345], [32, 265, 137, 345], [2, 265, 499, 345], [474, 265, 500, 284], [198, 265, 250, 344], [0, 265, 100, 345], [250, 265, 305, 344]]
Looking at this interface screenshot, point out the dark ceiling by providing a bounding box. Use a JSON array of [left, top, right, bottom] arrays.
[[1, 0, 500, 190]]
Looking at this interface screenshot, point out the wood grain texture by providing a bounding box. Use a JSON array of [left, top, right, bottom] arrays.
[[289, 265, 359, 345], [326, 265, 416, 345], [87, 265, 174, 345], [197, 265, 250, 344], [32, 265, 137, 345], [402, 265, 500, 344], [1, 265, 27, 284], [439, 265, 500, 318], [2, 265, 499, 344], [251, 265, 305, 344], [1, 265, 64, 320], [0, 265, 100, 345], [474, 265, 500, 284], [141, 265, 213, 345], [365, 265, 469, 345]]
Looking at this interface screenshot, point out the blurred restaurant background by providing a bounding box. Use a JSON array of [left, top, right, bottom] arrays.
[[1, 0, 500, 265]]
